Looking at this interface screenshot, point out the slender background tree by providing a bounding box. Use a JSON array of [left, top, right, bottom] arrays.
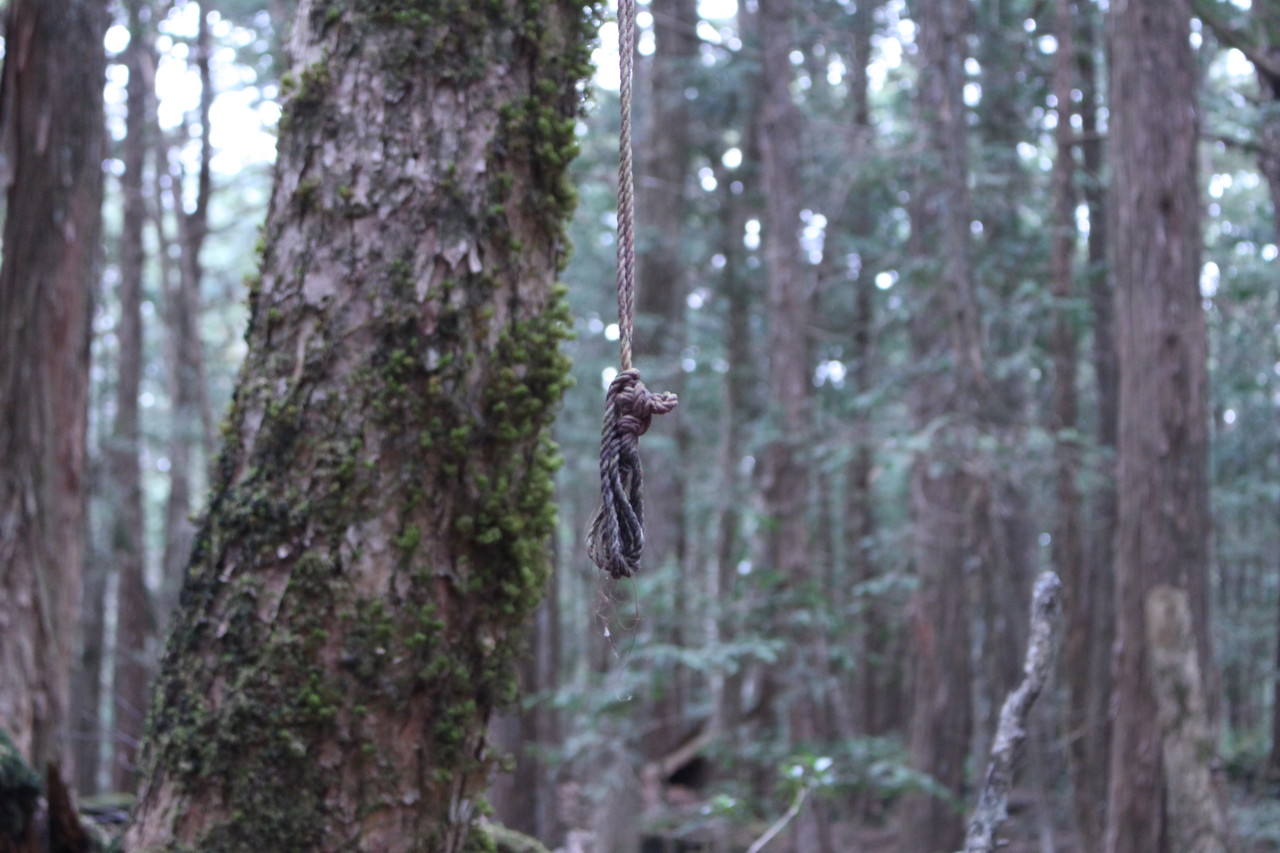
[[0, 0, 108, 777]]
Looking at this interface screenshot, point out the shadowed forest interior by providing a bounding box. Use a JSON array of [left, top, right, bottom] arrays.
[[1, 0, 1279, 851]]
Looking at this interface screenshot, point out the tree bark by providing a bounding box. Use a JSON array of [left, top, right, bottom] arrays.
[[1105, 1, 1217, 851], [123, 1, 591, 849], [0, 0, 107, 774], [709, 121, 760, 750], [159, 0, 217, 623], [635, 0, 698, 353], [844, 0, 891, 742], [897, 3, 976, 851], [967, 0, 1038, 777], [71, 538, 107, 795], [635, 0, 699, 770], [757, 0, 815, 599], [1145, 586, 1230, 853], [1054, 3, 1109, 850], [1068, 6, 1115, 847], [110, 0, 155, 794], [755, 2, 829, 850], [488, 576, 563, 845]]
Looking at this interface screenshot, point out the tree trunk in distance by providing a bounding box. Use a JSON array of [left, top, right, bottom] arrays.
[[123, 1, 591, 849], [966, 0, 1037, 776], [755, 1, 830, 850], [1069, 5, 1115, 846], [897, 2, 978, 852], [1145, 586, 1230, 853], [1228, 3, 1280, 783], [709, 122, 759, 748], [1271, 576, 1280, 779], [844, 0, 891, 742], [1052, 2, 1104, 850], [757, 0, 815, 604], [73, 400, 112, 795], [182, 2, 219, 460], [110, 0, 155, 794], [635, 0, 697, 356], [0, 0, 107, 773], [71, 537, 107, 795], [488, 573, 563, 845], [1106, 0, 1217, 850], [158, 2, 216, 631], [635, 0, 699, 769]]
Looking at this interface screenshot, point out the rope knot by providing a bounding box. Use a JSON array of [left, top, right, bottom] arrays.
[[587, 368, 678, 579]]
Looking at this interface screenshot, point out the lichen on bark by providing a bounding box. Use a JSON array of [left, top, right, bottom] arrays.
[[124, 2, 597, 851]]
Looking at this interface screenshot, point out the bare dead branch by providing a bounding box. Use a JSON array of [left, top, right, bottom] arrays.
[[963, 571, 1062, 853]]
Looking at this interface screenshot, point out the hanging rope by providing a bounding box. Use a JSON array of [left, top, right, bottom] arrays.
[[587, 0, 678, 579]]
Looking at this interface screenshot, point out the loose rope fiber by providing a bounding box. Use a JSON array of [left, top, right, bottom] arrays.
[[587, 0, 678, 579]]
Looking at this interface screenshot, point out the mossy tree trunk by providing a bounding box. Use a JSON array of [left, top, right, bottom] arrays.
[[123, 1, 594, 850], [0, 0, 107, 775]]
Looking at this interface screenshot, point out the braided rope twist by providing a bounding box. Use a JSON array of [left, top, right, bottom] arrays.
[[616, 0, 637, 372], [587, 369, 679, 578]]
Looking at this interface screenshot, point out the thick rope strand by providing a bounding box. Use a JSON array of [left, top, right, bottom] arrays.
[[587, 0, 677, 579], [616, 0, 636, 372]]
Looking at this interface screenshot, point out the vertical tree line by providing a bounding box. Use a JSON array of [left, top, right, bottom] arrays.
[[0, 0, 107, 779], [4, 0, 1280, 851]]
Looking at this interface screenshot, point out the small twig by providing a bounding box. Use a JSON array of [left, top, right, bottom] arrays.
[[1212, 133, 1264, 157], [964, 571, 1062, 853], [744, 785, 810, 853]]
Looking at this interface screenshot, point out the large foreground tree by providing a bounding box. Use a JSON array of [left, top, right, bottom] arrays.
[[1105, 0, 1228, 851], [0, 0, 107, 773], [124, 1, 594, 849]]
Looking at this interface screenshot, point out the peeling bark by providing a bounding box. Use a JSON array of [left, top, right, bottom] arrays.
[[1145, 586, 1231, 853]]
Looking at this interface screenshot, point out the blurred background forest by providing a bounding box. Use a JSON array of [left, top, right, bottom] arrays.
[[34, 0, 1280, 849]]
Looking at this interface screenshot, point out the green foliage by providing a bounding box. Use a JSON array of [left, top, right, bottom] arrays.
[[77, 0, 1280, 849]]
